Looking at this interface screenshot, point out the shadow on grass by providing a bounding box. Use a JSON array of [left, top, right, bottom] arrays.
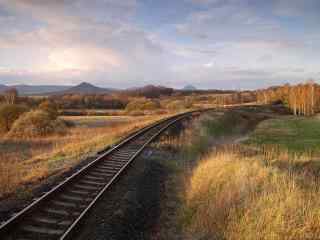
[[271, 159, 320, 179]]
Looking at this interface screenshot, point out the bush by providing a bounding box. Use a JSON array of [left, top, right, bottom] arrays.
[[0, 104, 27, 133], [165, 99, 193, 110], [154, 109, 168, 115], [8, 110, 67, 138], [127, 110, 145, 116], [201, 111, 249, 137], [38, 100, 59, 119], [126, 99, 161, 112]]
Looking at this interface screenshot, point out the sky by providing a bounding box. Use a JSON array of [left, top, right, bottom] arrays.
[[0, 0, 319, 89]]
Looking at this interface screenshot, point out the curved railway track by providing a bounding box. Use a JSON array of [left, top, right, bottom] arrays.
[[0, 111, 198, 240]]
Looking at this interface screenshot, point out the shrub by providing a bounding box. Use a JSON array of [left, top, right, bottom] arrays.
[[165, 99, 193, 110], [0, 104, 27, 133], [8, 110, 67, 138], [126, 99, 161, 112], [3, 88, 18, 104], [127, 110, 145, 116], [38, 100, 59, 119], [201, 111, 249, 137], [154, 109, 168, 115]]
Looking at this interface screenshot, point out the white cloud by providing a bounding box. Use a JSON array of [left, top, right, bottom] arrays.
[[46, 47, 122, 72], [176, 4, 281, 42], [0, 0, 319, 89], [204, 61, 214, 68], [0, 0, 162, 80]]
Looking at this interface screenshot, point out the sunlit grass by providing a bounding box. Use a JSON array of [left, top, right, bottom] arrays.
[[182, 147, 320, 240], [0, 114, 166, 199], [246, 116, 320, 153], [173, 111, 320, 239]]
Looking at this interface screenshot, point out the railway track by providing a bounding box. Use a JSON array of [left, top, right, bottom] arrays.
[[0, 111, 197, 240]]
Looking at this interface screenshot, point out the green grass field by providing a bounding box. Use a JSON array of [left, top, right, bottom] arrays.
[[246, 116, 320, 153]]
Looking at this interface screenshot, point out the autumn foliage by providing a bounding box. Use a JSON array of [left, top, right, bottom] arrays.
[[0, 104, 27, 133], [256, 81, 319, 116], [212, 81, 320, 116], [8, 109, 67, 138]]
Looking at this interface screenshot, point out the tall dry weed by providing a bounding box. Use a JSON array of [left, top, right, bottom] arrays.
[[183, 146, 320, 240], [0, 154, 22, 198]]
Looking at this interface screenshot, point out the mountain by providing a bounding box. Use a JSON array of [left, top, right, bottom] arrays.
[[0, 84, 9, 92], [124, 85, 174, 98], [183, 85, 197, 91], [60, 82, 114, 95], [15, 85, 71, 95], [0, 82, 117, 95], [0, 84, 71, 95]]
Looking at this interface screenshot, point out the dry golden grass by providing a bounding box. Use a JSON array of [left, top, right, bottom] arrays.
[[0, 114, 167, 199], [183, 146, 320, 240], [0, 154, 22, 197]]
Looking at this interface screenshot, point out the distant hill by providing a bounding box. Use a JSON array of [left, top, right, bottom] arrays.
[[60, 82, 114, 95], [16, 85, 71, 95], [124, 85, 174, 98], [0, 84, 71, 95], [0, 82, 117, 96], [0, 82, 235, 96], [183, 85, 197, 91], [0, 84, 9, 92]]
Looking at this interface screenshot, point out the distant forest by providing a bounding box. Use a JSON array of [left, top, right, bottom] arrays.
[[0, 81, 319, 116]]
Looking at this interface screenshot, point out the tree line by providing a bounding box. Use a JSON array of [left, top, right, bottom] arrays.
[[124, 85, 174, 98], [0, 90, 128, 110], [50, 94, 128, 109], [208, 81, 319, 116], [256, 81, 319, 116], [1, 81, 319, 116]]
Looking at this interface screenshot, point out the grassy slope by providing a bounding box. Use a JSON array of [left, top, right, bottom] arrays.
[[184, 150, 320, 240], [177, 110, 320, 239], [246, 116, 320, 153], [154, 108, 268, 239]]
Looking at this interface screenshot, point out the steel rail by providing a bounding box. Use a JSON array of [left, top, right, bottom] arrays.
[[0, 110, 198, 240], [60, 113, 188, 239]]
